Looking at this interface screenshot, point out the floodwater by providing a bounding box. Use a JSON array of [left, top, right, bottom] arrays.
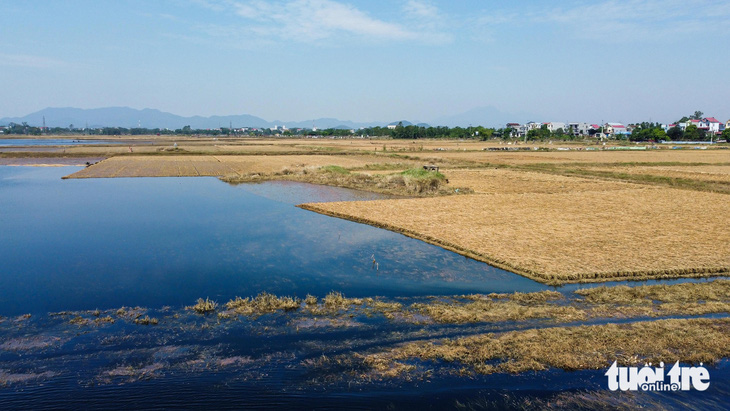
[[0, 166, 544, 316], [1, 166, 728, 409], [0, 138, 128, 146]]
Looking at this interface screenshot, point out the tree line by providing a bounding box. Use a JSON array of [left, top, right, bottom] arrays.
[[3, 113, 727, 142]]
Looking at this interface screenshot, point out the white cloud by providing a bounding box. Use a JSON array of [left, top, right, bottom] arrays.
[[191, 0, 451, 45], [403, 0, 440, 20], [481, 0, 730, 42]]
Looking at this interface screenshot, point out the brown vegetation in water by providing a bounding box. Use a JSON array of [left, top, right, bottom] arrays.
[[187, 297, 218, 314], [225, 292, 301, 316], [363, 318, 730, 376]]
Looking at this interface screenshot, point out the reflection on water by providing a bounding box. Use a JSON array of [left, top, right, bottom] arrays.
[[0, 166, 544, 316], [0, 138, 130, 146]]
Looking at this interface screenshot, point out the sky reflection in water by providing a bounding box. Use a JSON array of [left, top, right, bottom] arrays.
[[0, 166, 545, 315]]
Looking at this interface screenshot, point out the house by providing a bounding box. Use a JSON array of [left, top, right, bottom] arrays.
[[604, 123, 628, 136], [678, 119, 701, 131], [567, 122, 594, 136], [505, 123, 524, 138], [525, 121, 541, 131], [726, 120, 730, 131], [701, 117, 722, 134], [386, 124, 397, 130], [545, 122, 566, 133]]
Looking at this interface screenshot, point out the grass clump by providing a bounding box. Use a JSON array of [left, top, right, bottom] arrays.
[[323, 291, 363, 310], [187, 297, 218, 314], [225, 292, 301, 316], [69, 316, 89, 325], [304, 294, 318, 305], [397, 168, 446, 193], [134, 316, 158, 325]]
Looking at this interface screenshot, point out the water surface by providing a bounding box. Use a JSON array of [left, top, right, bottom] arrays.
[[0, 166, 544, 315], [0, 138, 128, 147]]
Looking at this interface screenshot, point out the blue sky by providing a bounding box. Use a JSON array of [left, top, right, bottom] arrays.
[[1, 0, 729, 125]]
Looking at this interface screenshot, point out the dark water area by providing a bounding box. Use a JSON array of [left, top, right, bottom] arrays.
[[1, 306, 727, 410], [0, 166, 544, 316], [0, 138, 131, 147]]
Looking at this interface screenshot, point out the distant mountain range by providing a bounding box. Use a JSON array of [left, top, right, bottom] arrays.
[[0, 106, 536, 130], [0, 107, 386, 130]]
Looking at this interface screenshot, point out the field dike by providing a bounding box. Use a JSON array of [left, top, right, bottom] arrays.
[[222, 165, 474, 197]]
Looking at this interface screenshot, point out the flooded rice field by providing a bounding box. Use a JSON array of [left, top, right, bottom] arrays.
[[1, 166, 727, 409], [0, 167, 545, 316], [0, 138, 132, 147]]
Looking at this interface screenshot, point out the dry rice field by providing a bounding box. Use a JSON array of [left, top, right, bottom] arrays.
[[585, 164, 730, 183], [301, 187, 730, 284], [406, 148, 730, 165], [65, 154, 416, 178], [442, 168, 641, 194]]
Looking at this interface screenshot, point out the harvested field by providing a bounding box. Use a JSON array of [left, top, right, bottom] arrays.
[[406, 148, 730, 165], [301, 188, 730, 284], [64, 155, 415, 179], [442, 168, 639, 194], [586, 164, 730, 183]]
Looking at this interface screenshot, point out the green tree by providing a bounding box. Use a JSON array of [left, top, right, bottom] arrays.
[[690, 111, 704, 120], [721, 128, 730, 141], [684, 124, 705, 141], [666, 126, 683, 140]]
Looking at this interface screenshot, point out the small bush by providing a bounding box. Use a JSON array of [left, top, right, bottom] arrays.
[[188, 297, 218, 314]]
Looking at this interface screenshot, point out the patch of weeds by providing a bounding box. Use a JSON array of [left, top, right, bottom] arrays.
[[134, 316, 159, 325], [323, 291, 363, 311], [225, 292, 301, 316], [187, 298, 218, 314], [69, 316, 89, 326], [321, 165, 350, 174], [304, 294, 318, 306]]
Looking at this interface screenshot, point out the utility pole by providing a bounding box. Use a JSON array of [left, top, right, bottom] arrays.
[[42, 116, 46, 134]]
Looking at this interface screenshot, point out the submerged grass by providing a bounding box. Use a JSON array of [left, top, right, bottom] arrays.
[[225, 292, 301, 316], [575, 279, 730, 304], [187, 298, 218, 314], [364, 318, 730, 376], [204, 280, 730, 325]]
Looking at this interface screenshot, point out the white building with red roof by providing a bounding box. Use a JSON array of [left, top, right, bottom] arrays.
[[604, 123, 628, 136], [701, 117, 722, 134]]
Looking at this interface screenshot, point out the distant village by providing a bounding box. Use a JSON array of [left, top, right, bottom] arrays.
[[503, 117, 728, 141], [2, 114, 728, 142]]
